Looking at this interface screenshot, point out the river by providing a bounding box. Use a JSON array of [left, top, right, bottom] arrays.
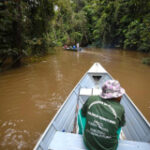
[[0, 47, 150, 149]]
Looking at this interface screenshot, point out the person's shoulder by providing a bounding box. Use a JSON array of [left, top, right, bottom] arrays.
[[107, 99, 124, 109], [114, 102, 125, 114], [87, 96, 101, 102]]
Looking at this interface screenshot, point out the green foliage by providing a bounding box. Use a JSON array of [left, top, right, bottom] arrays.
[[0, 0, 27, 66], [138, 14, 150, 52], [0, 0, 55, 67], [89, 0, 150, 52], [124, 14, 150, 52], [1, 0, 150, 69], [50, 0, 88, 46], [124, 20, 141, 50]]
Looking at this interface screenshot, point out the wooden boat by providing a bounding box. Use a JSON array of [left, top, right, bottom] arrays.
[[34, 63, 150, 150]]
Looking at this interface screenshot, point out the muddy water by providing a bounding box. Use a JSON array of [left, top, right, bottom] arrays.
[[0, 48, 150, 149]]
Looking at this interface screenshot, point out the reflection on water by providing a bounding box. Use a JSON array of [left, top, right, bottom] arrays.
[[0, 47, 150, 149]]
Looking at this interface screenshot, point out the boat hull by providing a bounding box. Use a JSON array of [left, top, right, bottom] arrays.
[[64, 48, 82, 51], [34, 63, 150, 150]]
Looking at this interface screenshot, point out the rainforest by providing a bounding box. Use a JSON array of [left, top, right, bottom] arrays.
[[0, 0, 150, 67]]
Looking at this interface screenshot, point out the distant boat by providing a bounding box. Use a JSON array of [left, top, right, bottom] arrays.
[[34, 63, 150, 150], [64, 47, 83, 51]]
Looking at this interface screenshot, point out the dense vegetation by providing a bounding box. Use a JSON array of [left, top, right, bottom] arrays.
[[0, 0, 54, 67], [0, 0, 150, 68]]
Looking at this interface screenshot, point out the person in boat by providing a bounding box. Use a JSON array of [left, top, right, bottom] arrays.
[[73, 45, 76, 50], [77, 43, 80, 51], [64, 45, 68, 49], [79, 80, 126, 150]]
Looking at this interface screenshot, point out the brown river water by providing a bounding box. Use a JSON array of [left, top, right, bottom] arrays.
[[0, 48, 150, 149]]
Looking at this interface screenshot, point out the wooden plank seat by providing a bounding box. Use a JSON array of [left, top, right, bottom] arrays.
[[48, 131, 150, 150], [79, 88, 102, 96]]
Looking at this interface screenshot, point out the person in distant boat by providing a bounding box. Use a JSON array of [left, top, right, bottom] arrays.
[[80, 80, 126, 150], [73, 45, 76, 50], [77, 43, 80, 51], [64, 45, 68, 49]]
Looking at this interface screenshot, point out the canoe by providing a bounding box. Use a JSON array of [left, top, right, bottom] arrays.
[[34, 63, 150, 150]]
